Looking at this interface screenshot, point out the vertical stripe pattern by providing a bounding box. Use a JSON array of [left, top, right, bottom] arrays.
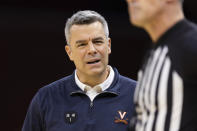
[[155, 57, 171, 131], [169, 71, 183, 131], [145, 47, 168, 131], [134, 46, 184, 131]]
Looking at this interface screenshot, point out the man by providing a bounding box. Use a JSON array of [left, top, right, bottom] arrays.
[[22, 10, 136, 131], [126, 0, 197, 130]]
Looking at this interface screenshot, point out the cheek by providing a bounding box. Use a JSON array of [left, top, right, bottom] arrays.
[[73, 51, 85, 63], [73, 56, 84, 69], [102, 48, 110, 59]]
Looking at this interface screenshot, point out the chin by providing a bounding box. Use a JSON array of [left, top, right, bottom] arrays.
[[88, 67, 105, 76], [131, 17, 145, 28]]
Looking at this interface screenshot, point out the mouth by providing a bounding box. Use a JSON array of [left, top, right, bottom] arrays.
[[87, 59, 100, 64]]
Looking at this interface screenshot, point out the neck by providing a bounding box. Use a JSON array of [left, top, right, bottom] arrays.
[[77, 66, 110, 87], [144, 4, 184, 43]]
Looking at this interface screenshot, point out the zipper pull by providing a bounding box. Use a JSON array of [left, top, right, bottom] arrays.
[[90, 101, 93, 107]]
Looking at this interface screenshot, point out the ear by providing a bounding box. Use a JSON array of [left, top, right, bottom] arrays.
[[65, 45, 74, 61], [107, 38, 111, 54]]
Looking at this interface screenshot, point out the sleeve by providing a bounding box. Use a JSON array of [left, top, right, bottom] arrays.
[[22, 92, 44, 131]]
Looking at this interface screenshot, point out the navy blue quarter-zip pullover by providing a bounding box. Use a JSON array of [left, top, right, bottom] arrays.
[[22, 68, 136, 131]]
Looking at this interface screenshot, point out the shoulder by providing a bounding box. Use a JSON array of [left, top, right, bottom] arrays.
[[35, 75, 73, 102], [168, 20, 197, 54], [115, 75, 137, 101], [181, 20, 197, 53], [40, 75, 72, 92], [119, 75, 136, 85], [167, 20, 197, 76], [179, 20, 197, 54], [118, 75, 137, 90], [113, 67, 137, 88]]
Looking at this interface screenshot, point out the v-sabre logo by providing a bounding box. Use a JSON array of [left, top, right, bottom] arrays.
[[114, 110, 129, 125]]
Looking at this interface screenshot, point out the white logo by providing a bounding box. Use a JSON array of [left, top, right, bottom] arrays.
[[118, 111, 127, 120]]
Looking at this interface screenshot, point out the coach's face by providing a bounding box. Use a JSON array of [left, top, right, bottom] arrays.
[[126, 0, 166, 28], [65, 21, 111, 79]]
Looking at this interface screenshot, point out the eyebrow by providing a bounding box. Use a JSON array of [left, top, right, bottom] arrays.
[[76, 40, 87, 44], [75, 37, 104, 44], [92, 37, 104, 41]]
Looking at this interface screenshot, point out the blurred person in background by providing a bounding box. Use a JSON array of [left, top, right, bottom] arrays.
[[126, 0, 197, 130]]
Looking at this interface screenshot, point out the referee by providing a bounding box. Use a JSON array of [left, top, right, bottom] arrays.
[[126, 0, 197, 130]]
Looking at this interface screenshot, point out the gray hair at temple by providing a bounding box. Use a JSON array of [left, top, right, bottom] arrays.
[[64, 10, 109, 45]]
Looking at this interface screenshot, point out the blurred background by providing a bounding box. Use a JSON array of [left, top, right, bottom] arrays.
[[2, 0, 197, 130]]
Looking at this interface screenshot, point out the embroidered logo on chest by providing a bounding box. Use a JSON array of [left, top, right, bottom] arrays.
[[64, 111, 78, 124], [114, 110, 129, 125]]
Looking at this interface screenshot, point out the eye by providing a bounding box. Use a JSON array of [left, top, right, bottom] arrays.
[[78, 43, 87, 47], [93, 41, 104, 44]]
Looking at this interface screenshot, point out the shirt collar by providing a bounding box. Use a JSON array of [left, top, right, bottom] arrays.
[[75, 65, 115, 92]]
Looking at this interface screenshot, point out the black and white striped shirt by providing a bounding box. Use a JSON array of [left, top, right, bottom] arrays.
[[129, 19, 197, 131]]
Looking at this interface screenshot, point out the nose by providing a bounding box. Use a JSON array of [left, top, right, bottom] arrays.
[[87, 42, 97, 55]]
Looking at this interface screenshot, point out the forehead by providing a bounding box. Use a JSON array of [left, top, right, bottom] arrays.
[[70, 21, 105, 41]]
